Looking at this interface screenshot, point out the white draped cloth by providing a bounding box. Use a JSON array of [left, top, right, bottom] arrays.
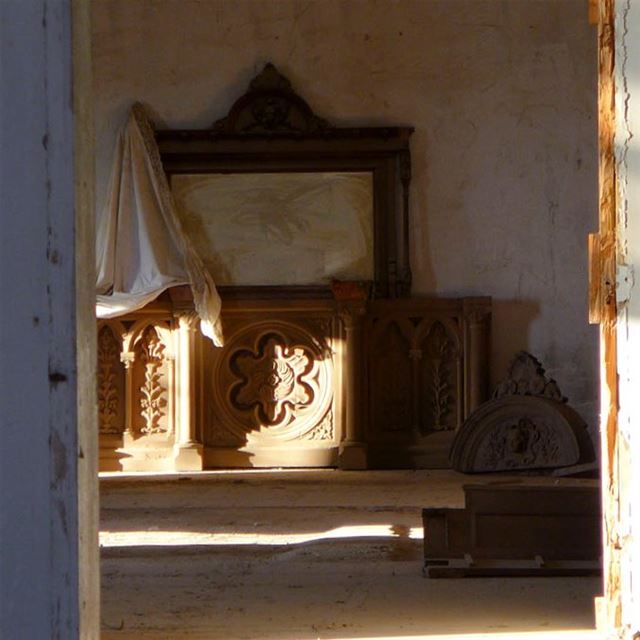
[[96, 104, 223, 346]]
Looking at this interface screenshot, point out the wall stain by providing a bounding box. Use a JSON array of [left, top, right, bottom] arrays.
[[49, 370, 68, 386], [50, 430, 68, 484]]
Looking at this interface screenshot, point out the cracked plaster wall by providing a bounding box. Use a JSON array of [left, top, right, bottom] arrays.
[[92, 0, 599, 439]]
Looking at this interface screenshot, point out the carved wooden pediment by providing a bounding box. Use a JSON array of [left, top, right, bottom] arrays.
[[212, 63, 330, 135], [451, 352, 593, 473]]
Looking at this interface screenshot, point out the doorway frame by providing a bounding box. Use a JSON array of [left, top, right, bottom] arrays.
[[74, 0, 632, 637]]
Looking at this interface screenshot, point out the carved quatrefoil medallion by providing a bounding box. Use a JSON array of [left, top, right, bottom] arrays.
[[230, 334, 313, 426]]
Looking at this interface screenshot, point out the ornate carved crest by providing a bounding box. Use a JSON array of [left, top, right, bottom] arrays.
[[212, 63, 330, 135], [493, 351, 565, 402], [230, 333, 313, 426]]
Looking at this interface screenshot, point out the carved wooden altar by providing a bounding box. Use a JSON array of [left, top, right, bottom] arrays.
[[97, 65, 492, 471], [98, 292, 490, 471]]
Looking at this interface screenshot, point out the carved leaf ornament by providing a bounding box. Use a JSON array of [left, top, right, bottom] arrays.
[[97, 326, 122, 434], [138, 327, 167, 435], [425, 322, 455, 432]]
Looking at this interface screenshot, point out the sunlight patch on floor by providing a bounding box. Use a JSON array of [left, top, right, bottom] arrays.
[[320, 632, 599, 640]]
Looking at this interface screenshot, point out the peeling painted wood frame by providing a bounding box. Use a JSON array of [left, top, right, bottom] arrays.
[[0, 2, 98, 638], [591, 0, 624, 635]]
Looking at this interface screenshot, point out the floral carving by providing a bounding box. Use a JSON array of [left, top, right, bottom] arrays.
[[479, 418, 562, 470], [230, 334, 313, 426], [138, 327, 167, 435], [97, 326, 123, 434], [423, 322, 456, 432], [429, 355, 450, 430]]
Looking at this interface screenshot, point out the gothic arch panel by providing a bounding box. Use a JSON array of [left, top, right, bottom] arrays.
[[131, 324, 173, 438], [97, 323, 126, 435], [369, 319, 413, 436]]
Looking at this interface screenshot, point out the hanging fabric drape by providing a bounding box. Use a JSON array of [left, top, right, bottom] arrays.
[[96, 104, 223, 346]]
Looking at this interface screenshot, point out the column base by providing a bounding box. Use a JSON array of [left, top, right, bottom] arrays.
[[173, 443, 204, 471], [338, 442, 368, 470]]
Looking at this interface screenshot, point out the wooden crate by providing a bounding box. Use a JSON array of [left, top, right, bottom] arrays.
[[423, 483, 601, 577]]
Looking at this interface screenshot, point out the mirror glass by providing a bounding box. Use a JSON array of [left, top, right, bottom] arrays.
[[171, 171, 374, 286]]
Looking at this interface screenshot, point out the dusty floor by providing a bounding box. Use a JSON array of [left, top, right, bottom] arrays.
[[100, 470, 602, 640]]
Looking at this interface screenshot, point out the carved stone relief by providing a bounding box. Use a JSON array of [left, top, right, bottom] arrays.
[[97, 325, 125, 434]]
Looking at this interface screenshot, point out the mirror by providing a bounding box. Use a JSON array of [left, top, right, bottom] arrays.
[[157, 63, 413, 299]]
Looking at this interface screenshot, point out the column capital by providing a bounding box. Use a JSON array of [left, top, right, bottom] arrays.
[[331, 280, 369, 328], [175, 310, 200, 332], [337, 300, 367, 329], [120, 351, 135, 369]]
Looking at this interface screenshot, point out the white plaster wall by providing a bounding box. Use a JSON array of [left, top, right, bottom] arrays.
[[92, 0, 599, 433]]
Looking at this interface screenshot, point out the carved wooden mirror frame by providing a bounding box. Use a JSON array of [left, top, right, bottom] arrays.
[[156, 63, 413, 299]]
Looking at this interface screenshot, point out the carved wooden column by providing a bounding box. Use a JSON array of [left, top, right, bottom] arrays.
[[120, 350, 135, 439], [173, 312, 204, 470], [333, 282, 369, 469], [97, 324, 127, 471], [463, 299, 491, 418], [399, 149, 412, 296]]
